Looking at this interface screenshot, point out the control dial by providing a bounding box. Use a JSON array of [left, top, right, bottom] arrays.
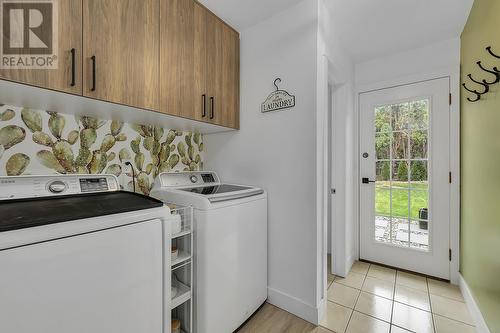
[[189, 175, 198, 183], [48, 180, 67, 193]]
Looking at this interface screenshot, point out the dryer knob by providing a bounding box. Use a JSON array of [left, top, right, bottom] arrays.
[[189, 175, 198, 183]]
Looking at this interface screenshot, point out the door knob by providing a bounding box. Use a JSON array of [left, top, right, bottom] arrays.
[[362, 177, 375, 184]]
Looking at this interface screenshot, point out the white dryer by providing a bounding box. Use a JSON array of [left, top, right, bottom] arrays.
[[0, 175, 171, 333], [151, 171, 267, 333]]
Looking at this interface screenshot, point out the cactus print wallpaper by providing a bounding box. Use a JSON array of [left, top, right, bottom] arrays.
[[0, 104, 204, 195]]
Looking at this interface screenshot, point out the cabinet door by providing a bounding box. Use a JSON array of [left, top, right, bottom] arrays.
[[205, 13, 239, 129], [83, 0, 159, 111], [218, 26, 239, 129], [160, 0, 206, 121], [0, 0, 82, 94]]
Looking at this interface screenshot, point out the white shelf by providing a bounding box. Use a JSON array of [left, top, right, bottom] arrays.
[[172, 250, 191, 267], [171, 281, 191, 309], [172, 228, 191, 239]]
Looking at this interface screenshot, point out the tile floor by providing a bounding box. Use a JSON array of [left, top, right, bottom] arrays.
[[322, 261, 476, 333], [238, 261, 476, 333]]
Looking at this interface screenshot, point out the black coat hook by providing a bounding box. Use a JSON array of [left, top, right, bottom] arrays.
[[486, 46, 500, 59], [274, 78, 281, 91], [476, 61, 500, 85], [485, 46, 500, 72], [462, 83, 482, 102], [468, 74, 490, 93]]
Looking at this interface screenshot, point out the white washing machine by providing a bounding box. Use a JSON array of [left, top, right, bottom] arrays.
[[0, 175, 172, 333], [151, 171, 267, 333]]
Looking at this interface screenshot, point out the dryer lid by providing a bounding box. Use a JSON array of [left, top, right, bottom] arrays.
[[0, 191, 164, 233]]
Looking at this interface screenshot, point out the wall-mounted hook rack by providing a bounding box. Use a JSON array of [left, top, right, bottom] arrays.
[[463, 46, 500, 102]]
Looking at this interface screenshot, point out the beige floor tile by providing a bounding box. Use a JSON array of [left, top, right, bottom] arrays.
[[433, 314, 477, 333], [392, 302, 434, 333], [351, 261, 370, 275], [430, 294, 474, 325], [394, 284, 431, 311], [321, 301, 352, 333], [311, 327, 336, 333], [354, 291, 393, 322], [327, 282, 360, 308], [361, 276, 394, 299], [396, 271, 428, 292], [335, 271, 366, 289], [328, 273, 335, 288], [345, 311, 390, 333], [390, 325, 413, 333], [367, 265, 396, 282], [427, 278, 464, 301], [327, 282, 360, 309]]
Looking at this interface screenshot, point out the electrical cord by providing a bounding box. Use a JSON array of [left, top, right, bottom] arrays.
[[124, 161, 136, 193]]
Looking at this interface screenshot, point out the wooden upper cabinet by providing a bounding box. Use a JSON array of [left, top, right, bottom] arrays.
[[160, 0, 239, 128], [83, 0, 160, 111], [205, 11, 239, 129], [0, 0, 82, 94], [160, 0, 206, 121]]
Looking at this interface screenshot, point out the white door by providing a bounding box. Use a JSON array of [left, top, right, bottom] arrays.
[[0, 220, 163, 333], [359, 78, 450, 279]]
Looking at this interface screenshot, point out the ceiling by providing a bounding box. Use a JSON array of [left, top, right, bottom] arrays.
[[198, 0, 305, 31], [199, 0, 474, 64], [326, 0, 474, 63]]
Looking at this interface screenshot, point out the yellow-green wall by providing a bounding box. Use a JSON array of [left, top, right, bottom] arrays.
[[461, 1, 500, 332]]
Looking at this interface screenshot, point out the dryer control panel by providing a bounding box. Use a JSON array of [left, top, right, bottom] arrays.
[[0, 175, 119, 200]]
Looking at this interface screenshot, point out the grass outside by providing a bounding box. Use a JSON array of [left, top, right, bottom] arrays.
[[375, 181, 428, 219]]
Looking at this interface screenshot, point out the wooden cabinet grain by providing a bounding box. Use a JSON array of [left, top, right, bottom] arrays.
[[161, 0, 239, 128], [0, 0, 82, 94], [83, 0, 160, 111]]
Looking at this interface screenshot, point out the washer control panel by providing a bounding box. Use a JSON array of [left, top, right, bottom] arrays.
[[158, 171, 220, 188], [0, 175, 119, 200]]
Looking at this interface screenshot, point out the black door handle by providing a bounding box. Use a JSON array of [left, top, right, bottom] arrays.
[[202, 94, 206, 118], [90, 55, 96, 92], [362, 177, 376, 184], [70, 48, 76, 87], [209, 96, 214, 119]]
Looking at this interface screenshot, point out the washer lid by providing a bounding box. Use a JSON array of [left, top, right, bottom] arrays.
[[179, 184, 264, 202], [0, 191, 164, 233]]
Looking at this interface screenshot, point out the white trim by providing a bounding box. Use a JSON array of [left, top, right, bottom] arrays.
[[267, 287, 322, 325], [459, 274, 491, 333], [354, 66, 460, 281]]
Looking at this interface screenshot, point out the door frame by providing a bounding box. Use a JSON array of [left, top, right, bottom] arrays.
[[354, 68, 460, 283]]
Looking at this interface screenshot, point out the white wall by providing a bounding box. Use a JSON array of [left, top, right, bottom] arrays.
[[318, 0, 356, 279], [355, 38, 461, 87], [204, 0, 321, 323]]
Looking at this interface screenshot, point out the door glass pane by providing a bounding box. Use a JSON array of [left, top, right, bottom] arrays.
[[392, 132, 409, 160], [374, 98, 430, 251]]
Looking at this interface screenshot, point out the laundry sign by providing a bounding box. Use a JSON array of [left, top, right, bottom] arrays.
[[261, 78, 296, 113]]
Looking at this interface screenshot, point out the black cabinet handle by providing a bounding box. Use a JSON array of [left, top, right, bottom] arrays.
[[202, 94, 206, 118], [90, 55, 96, 92], [210, 96, 214, 119], [362, 177, 376, 184], [70, 48, 76, 87]]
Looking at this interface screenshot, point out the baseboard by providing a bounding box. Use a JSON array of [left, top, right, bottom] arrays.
[[267, 286, 322, 325], [459, 274, 491, 333]]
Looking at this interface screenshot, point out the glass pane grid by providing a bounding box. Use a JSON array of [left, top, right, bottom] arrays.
[[374, 99, 429, 251]]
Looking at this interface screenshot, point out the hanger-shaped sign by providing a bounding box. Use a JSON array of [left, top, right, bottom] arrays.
[[261, 78, 296, 113]]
